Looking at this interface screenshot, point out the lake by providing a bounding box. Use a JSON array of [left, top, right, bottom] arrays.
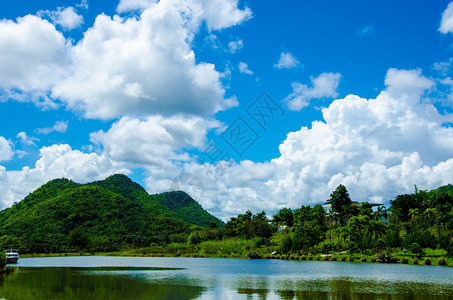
[[0, 256, 452, 299]]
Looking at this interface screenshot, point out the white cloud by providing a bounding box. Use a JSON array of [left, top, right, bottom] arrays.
[[433, 58, 453, 75], [0, 0, 251, 119], [117, 0, 158, 13], [138, 68, 453, 220], [274, 52, 301, 69], [77, 0, 89, 10], [228, 38, 243, 53], [35, 121, 69, 135], [0, 144, 129, 209], [51, 0, 250, 119], [238, 62, 253, 75], [284, 72, 341, 111], [440, 2, 453, 34], [384, 68, 434, 100], [17, 132, 39, 146], [0, 15, 68, 94], [38, 6, 84, 30], [0, 137, 14, 162], [90, 115, 221, 167]]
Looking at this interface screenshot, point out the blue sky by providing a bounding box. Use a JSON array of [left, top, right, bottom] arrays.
[[1, 0, 453, 219]]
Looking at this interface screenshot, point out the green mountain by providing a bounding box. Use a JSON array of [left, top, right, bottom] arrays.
[[154, 191, 223, 228], [0, 174, 223, 253]]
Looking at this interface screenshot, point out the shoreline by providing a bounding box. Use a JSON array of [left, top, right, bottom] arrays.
[[18, 251, 452, 267]]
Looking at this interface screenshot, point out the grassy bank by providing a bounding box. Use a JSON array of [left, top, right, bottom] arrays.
[[20, 238, 453, 267]]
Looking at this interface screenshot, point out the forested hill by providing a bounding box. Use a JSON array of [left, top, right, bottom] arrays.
[[0, 174, 223, 253], [154, 191, 223, 228]]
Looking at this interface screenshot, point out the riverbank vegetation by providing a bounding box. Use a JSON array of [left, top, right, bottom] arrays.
[[1, 174, 452, 267]]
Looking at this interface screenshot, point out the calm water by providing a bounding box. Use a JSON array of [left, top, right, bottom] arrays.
[[0, 256, 452, 299]]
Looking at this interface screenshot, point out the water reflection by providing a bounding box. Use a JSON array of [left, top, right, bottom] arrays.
[[1, 257, 452, 299], [0, 267, 205, 300]]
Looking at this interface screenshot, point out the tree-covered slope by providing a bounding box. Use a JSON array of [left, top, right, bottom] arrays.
[[0, 184, 190, 253], [154, 191, 224, 228], [88, 174, 177, 219], [0, 174, 224, 252]]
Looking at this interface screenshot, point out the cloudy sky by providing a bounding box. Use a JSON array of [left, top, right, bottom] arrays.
[[2, 0, 453, 220]]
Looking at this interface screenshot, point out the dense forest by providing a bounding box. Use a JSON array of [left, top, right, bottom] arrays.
[[0, 174, 452, 266], [0, 174, 222, 253]]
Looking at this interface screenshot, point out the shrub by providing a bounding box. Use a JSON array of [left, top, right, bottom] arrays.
[[307, 255, 313, 260], [187, 232, 201, 245], [410, 243, 424, 258], [246, 251, 262, 259], [324, 256, 331, 261], [413, 258, 419, 265], [374, 250, 398, 263], [331, 255, 337, 261], [424, 257, 431, 265], [438, 257, 447, 266], [315, 255, 321, 261], [401, 257, 409, 264], [361, 256, 368, 262], [0, 252, 5, 270], [340, 256, 347, 261], [348, 256, 355, 262]]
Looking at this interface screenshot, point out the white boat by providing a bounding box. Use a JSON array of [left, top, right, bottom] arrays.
[[4, 249, 19, 264]]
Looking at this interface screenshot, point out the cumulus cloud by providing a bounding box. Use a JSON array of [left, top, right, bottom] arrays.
[[0, 15, 68, 93], [51, 0, 251, 119], [0, 137, 14, 162], [0, 0, 251, 119], [384, 68, 434, 99], [35, 121, 68, 135], [440, 2, 453, 34], [274, 52, 301, 69], [17, 132, 39, 146], [90, 115, 221, 168], [284, 72, 341, 111], [238, 62, 253, 75], [0, 144, 129, 209], [117, 0, 158, 13], [38, 6, 84, 30], [138, 68, 453, 219]]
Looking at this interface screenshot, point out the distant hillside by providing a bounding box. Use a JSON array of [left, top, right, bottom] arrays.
[[155, 191, 223, 228], [0, 174, 223, 253], [429, 184, 453, 195], [87, 174, 177, 219]]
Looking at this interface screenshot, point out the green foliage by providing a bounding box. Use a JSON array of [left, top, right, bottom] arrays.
[[156, 191, 224, 228], [69, 227, 90, 251], [373, 250, 398, 263], [187, 232, 201, 245], [438, 257, 447, 266], [424, 257, 432, 265], [246, 251, 262, 259], [0, 252, 5, 270], [410, 243, 424, 258], [225, 211, 273, 240], [273, 208, 294, 227], [0, 177, 192, 253], [326, 184, 352, 225]]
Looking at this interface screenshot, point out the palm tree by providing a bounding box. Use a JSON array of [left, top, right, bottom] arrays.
[[368, 220, 387, 243], [375, 205, 388, 221], [408, 208, 419, 221]]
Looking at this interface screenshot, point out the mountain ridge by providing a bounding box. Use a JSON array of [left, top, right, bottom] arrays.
[[0, 174, 223, 253]]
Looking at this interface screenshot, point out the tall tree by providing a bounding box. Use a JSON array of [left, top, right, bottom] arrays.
[[327, 184, 352, 225]]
